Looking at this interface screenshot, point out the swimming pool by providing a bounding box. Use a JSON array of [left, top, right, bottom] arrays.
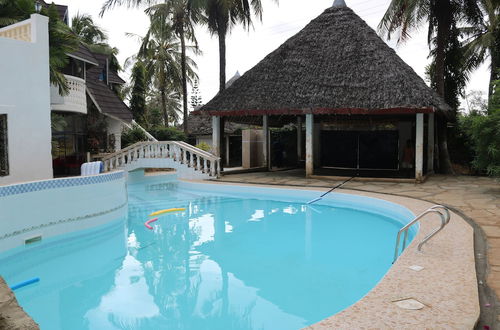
[[0, 177, 415, 329]]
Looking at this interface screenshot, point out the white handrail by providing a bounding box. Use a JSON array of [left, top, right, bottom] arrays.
[[101, 141, 221, 178]]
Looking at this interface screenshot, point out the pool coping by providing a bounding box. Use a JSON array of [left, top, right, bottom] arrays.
[[183, 179, 480, 329]]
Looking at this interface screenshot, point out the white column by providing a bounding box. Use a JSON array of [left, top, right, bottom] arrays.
[[212, 116, 221, 157], [415, 113, 424, 181], [427, 113, 435, 172], [306, 114, 314, 177], [297, 117, 303, 161], [263, 115, 270, 170]]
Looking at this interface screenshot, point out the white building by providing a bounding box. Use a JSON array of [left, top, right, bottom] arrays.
[[0, 11, 135, 184], [0, 14, 53, 185]]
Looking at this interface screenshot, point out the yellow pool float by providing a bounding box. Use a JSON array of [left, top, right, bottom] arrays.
[[149, 208, 186, 217]]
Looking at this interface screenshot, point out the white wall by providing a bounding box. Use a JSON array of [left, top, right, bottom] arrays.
[[106, 116, 127, 151], [0, 171, 127, 252], [0, 15, 53, 185]]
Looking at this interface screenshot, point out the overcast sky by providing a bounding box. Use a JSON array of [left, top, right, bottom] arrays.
[[57, 0, 490, 110]]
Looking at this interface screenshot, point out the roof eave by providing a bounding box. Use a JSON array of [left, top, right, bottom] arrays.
[[193, 107, 436, 117]]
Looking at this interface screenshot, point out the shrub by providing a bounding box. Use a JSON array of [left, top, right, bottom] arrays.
[[149, 127, 186, 141], [121, 127, 147, 148], [195, 142, 211, 152]]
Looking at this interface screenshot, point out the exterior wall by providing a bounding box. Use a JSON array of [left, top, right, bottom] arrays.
[[0, 171, 127, 252], [0, 15, 53, 185], [196, 135, 212, 148], [242, 129, 264, 168], [106, 116, 126, 151]]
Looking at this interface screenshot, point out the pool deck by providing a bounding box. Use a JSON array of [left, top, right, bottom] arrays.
[[214, 170, 500, 328]]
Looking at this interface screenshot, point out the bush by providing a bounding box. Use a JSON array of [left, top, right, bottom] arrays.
[[121, 127, 147, 148], [460, 82, 500, 177], [149, 127, 186, 141], [195, 142, 211, 152]]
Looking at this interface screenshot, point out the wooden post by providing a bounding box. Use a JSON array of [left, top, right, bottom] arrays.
[[306, 114, 314, 177], [427, 113, 435, 173], [416, 113, 424, 182], [263, 115, 270, 170]]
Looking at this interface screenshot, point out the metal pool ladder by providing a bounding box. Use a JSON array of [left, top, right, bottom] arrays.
[[393, 205, 451, 263]]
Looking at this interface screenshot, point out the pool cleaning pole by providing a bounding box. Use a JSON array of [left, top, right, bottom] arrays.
[[307, 177, 355, 205]]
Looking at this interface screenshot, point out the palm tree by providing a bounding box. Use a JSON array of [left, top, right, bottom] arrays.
[[203, 0, 272, 92], [145, 1, 201, 134], [71, 12, 108, 45], [462, 0, 500, 102], [378, 0, 481, 174], [45, 4, 79, 95], [136, 17, 197, 126], [101, 0, 201, 134], [379, 0, 481, 97], [0, 0, 33, 27]]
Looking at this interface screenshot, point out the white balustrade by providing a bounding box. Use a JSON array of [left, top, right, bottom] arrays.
[[102, 141, 221, 178], [50, 75, 87, 114], [0, 21, 31, 42]]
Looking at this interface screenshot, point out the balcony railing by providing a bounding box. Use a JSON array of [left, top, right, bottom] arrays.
[[0, 21, 31, 42], [50, 75, 87, 114]]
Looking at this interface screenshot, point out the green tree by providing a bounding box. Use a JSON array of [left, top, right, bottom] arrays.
[[467, 81, 500, 176], [101, 0, 201, 134], [71, 12, 108, 45], [190, 78, 202, 109], [378, 0, 481, 174], [45, 4, 79, 95], [203, 0, 275, 92], [462, 0, 500, 101], [0, 0, 33, 27], [130, 61, 147, 124], [134, 14, 197, 127]]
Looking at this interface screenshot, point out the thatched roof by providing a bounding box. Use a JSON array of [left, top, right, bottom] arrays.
[[198, 3, 450, 117], [186, 113, 247, 136]]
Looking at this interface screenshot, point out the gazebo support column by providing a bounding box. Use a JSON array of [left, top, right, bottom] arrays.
[[297, 117, 303, 162], [427, 113, 435, 173], [263, 115, 271, 170], [212, 116, 222, 158], [306, 114, 314, 177], [415, 113, 424, 182]]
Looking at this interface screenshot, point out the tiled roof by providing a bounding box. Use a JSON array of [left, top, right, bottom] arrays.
[[69, 44, 99, 66], [86, 52, 132, 122]]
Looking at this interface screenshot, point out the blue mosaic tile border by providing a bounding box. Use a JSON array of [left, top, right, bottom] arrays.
[[0, 171, 124, 198], [0, 202, 127, 241]]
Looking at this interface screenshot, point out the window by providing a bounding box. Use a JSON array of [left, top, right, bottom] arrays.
[[0, 114, 8, 176]]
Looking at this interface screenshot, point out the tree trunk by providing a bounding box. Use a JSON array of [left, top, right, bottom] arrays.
[[218, 24, 227, 92], [161, 89, 169, 127], [488, 46, 499, 110], [434, 2, 454, 174], [180, 24, 189, 135]]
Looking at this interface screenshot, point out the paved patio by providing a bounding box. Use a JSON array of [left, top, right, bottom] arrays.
[[218, 169, 500, 326]]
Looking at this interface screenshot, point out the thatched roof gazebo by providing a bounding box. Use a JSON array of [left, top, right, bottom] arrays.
[[194, 0, 451, 181]]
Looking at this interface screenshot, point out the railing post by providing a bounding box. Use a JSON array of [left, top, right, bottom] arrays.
[[204, 158, 208, 173], [196, 155, 201, 171]]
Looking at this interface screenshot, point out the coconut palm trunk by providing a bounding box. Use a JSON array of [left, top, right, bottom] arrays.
[[179, 23, 189, 133], [218, 23, 227, 92], [434, 4, 454, 174]]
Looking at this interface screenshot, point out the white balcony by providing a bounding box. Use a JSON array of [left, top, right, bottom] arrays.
[[50, 75, 87, 114]]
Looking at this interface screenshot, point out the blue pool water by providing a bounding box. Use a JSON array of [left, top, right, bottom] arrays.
[[0, 179, 415, 330]]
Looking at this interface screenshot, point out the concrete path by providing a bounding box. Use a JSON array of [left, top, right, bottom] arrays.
[[218, 170, 500, 324]]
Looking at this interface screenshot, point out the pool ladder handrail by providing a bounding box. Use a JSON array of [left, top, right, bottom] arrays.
[[393, 205, 451, 263]]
